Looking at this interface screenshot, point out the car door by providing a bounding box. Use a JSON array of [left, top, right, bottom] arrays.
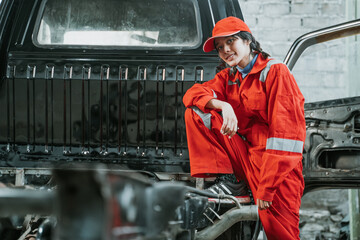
[[283, 19, 360, 192]]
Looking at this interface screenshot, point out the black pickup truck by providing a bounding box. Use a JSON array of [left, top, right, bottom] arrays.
[[0, 0, 359, 239]]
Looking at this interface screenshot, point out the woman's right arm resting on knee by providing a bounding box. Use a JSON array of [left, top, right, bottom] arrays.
[[205, 99, 238, 138]]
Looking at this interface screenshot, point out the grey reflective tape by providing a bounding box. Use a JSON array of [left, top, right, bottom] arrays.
[[228, 79, 240, 86], [266, 137, 304, 153], [191, 106, 211, 130], [259, 59, 284, 82], [229, 67, 237, 76], [228, 80, 237, 85], [211, 89, 217, 98]]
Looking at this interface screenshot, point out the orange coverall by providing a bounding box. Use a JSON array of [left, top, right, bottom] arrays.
[[183, 54, 306, 239]]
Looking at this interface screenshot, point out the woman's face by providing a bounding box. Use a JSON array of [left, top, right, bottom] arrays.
[[214, 36, 251, 68]]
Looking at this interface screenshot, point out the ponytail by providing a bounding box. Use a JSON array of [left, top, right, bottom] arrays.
[[236, 32, 270, 59]]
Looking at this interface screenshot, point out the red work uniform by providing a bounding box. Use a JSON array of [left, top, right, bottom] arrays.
[[183, 54, 306, 239]]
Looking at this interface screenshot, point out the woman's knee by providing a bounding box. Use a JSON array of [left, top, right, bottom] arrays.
[[185, 107, 212, 130]]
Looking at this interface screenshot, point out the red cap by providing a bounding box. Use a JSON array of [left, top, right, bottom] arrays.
[[203, 16, 251, 52]]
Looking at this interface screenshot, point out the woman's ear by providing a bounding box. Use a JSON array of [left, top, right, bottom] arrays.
[[250, 42, 256, 49]]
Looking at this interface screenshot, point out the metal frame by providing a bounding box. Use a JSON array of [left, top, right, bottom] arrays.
[[284, 18, 360, 70]]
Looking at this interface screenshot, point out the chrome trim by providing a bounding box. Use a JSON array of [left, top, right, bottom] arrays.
[[284, 19, 360, 71]]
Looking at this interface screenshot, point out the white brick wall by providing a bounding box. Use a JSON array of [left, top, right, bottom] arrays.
[[240, 0, 360, 103], [241, 0, 347, 59]]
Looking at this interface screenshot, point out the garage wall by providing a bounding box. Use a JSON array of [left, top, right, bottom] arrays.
[[240, 0, 360, 103], [241, 0, 347, 60]]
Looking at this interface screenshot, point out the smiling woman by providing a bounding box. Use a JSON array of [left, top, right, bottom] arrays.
[[183, 16, 306, 240], [34, 0, 201, 48]]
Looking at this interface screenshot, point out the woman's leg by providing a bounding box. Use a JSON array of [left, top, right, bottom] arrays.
[[184, 107, 249, 180], [258, 163, 304, 240]]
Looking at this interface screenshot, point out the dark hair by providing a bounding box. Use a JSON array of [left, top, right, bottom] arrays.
[[215, 32, 270, 72], [236, 32, 270, 59]]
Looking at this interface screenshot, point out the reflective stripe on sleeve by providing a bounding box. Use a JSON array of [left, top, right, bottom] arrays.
[[190, 106, 211, 130], [211, 89, 217, 98], [266, 137, 303, 153]]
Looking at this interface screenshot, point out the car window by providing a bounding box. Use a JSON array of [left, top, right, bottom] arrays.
[[292, 36, 360, 103], [34, 0, 201, 49]]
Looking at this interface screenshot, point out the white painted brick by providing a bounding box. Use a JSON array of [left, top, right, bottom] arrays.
[[256, 29, 289, 42], [257, 16, 300, 29], [264, 42, 293, 59], [291, 2, 321, 15], [238, 0, 348, 102], [319, 2, 346, 16], [287, 28, 313, 42], [262, 2, 290, 16], [301, 87, 347, 103], [302, 16, 340, 29], [241, 1, 263, 16], [243, 16, 258, 28]]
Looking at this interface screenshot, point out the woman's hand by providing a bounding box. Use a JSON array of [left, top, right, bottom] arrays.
[[205, 99, 238, 139], [257, 199, 272, 210], [220, 103, 238, 138]]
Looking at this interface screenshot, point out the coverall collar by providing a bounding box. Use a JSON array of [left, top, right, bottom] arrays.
[[236, 54, 258, 78], [230, 53, 272, 80], [247, 53, 272, 75]]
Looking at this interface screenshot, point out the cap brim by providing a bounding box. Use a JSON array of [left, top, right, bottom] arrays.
[[203, 30, 241, 52]]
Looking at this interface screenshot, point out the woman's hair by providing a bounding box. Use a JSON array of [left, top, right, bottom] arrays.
[[215, 32, 270, 72], [236, 32, 270, 59]]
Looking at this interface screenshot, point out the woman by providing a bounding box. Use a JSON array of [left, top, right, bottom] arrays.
[[183, 16, 306, 239]]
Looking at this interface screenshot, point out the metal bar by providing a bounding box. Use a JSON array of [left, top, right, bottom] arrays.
[[161, 68, 166, 156], [51, 72, 54, 152], [27, 70, 30, 150], [137, 67, 147, 155], [45, 68, 49, 153], [105, 66, 110, 153], [195, 206, 259, 240], [82, 65, 91, 154], [100, 65, 110, 154], [15, 169, 25, 186], [63, 69, 67, 152], [82, 67, 86, 152], [45, 65, 54, 153], [137, 72, 141, 154], [26, 65, 36, 152], [180, 68, 185, 156], [120, 66, 128, 155], [100, 66, 104, 153], [6, 65, 16, 151], [118, 67, 123, 153], [0, 188, 54, 217], [283, 19, 360, 70], [123, 67, 128, 155], [63, 65, 73, 153], [142, 69, 147, 156], [17, 0, 39, 46], [175, 73, 178, 154], [195, 66, 204, 82], [11, 67, 15, 148], [175, 66, 185, 154], [32, 67, 36, 151], [6, 69, 10, 149], [88, 67, 91, 152], [69, 69, 72, 152], [156, 68, 160, 152]]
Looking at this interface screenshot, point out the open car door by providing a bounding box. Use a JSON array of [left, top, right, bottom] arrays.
[[284, 19, 360, 192]]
